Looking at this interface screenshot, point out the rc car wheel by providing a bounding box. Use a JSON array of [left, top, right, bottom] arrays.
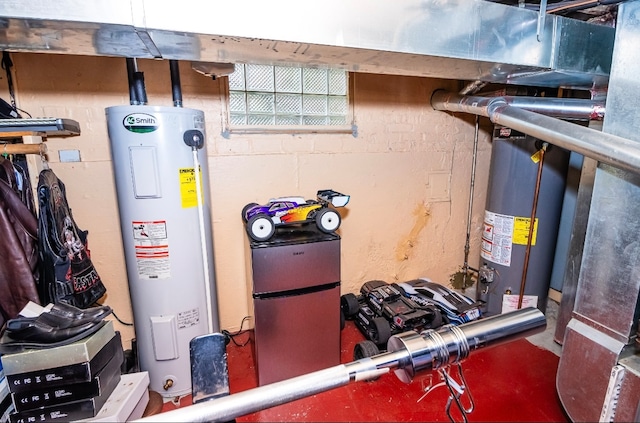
[[427, 306, 444, 329], [315, 208, 341, 233], [370, 316, 392, 345], [241, 202, 258, 223], [340, 293, 360, 318], [340, 309, 346, 331], [353, 340, 380, 360], [247, 214, 275, 242]]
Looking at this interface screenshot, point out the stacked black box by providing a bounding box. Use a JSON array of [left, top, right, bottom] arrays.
[[0, 321, 123, 423]]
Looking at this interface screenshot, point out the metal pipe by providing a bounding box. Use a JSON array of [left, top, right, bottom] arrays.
[[169, 60, 183, 108], [126, 58, 138, 105], [136, 307, 545, 423], [431, 91, 640, 174], [462, 116, 480, 289], [518, 143, 548, 309], [388, 307, 545, 383]]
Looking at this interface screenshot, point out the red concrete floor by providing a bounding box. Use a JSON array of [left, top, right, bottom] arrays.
[[162, 321, 569, 422]]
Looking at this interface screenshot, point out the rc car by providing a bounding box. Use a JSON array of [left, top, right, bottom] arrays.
[[397, 278, 482, 325], [242, 189, 350, 242], [340, 280, 443, 348], [342, 279, 482, 360]]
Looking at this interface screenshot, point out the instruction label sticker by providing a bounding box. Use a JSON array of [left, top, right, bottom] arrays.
[[179, 167, 204, 209], [177, 307, 200, 329], [513, 217, 538, 246], [501, 294, 538, 313], [481, 210, 514, 267], [132, 220, 170, 279]]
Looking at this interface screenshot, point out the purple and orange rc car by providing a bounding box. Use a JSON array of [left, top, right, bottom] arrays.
[[242, 189, 350, 242]]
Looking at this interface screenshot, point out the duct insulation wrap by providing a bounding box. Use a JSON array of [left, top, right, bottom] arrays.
[[478, 126, 569, 316], [106, 105, 219, 397]]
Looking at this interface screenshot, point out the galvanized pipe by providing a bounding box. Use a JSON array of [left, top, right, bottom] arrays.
[[136, 307, 545, 423], [431, 90, 640, 174]]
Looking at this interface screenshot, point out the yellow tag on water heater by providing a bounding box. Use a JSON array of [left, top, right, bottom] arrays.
[[179, 167, 203, 208], [513, 217, 538, 245], [530, 149, 543, 163]]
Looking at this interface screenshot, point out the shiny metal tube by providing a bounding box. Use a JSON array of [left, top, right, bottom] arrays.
[[135, 308, 544, 423], [388, 307, 546, 383], [431, 90, 640, 174], [432, 90, 605, 120], [136, 365, 354, 423]]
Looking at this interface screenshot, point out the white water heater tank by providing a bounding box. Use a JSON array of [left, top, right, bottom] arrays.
[[106, 105, 219, 397]]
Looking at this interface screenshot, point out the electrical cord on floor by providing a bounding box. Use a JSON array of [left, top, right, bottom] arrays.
[[222, 316, 252, 347]]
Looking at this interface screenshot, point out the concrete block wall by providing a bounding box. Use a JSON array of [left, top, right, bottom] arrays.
[[6, 53, 492, 346]]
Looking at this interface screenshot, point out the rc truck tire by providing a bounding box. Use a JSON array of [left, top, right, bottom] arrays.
[[340, 293, 360, 318], [353, 340, 380, 360], [247, 214, 275, 242], [315, 208, 341, 233], [241, 202, 258, 223], [371, 316, 391, 345]]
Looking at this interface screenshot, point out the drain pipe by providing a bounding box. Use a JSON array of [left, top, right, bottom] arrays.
[[430, 91, 640, 174]]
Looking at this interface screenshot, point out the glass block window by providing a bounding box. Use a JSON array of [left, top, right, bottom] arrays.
[[228, 64, 349, 127]]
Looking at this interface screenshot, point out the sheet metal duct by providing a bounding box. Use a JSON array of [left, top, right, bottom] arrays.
[[0, 0, 614, 90], [556, 2, 640, 421]]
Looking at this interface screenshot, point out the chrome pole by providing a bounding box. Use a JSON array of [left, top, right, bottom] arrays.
[[430, 90, 640, 174], [136, 308, 545, 423]]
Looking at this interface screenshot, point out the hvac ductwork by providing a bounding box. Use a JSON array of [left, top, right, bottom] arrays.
[[0, 0, 615, 90], [430, 90, 640, 174]]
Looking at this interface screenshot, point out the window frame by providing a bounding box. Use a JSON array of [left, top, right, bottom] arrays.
[[221, 64, 356, 137]]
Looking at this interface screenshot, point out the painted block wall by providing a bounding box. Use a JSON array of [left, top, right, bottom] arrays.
[[6, 53, 492, 346]]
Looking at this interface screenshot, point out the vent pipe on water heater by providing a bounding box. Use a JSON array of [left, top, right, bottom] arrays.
[[106, 58, 219, 397]]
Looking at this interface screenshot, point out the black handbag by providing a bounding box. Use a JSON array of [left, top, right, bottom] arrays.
[[37, 169, 106, 308]]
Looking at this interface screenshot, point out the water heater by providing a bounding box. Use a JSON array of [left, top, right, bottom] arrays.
[[106, 105, 219, 397], [478, 126, 569, 316]]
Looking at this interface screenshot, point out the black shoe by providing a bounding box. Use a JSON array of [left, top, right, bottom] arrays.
[[0, 321, 107, 354], [48, 302, 112, 322], [6, 310, 99, 331], [4, 318, 98, 343]]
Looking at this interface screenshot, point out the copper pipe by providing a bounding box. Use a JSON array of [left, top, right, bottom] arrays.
[[518, 143, 548, 309]]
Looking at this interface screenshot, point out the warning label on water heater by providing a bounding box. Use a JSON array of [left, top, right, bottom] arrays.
[[132, 220, 171, 279], [480, 211, 514, 266]]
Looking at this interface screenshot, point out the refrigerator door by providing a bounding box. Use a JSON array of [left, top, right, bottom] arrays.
[[253, 284, 341, 385], [251, 236, 340, 294]]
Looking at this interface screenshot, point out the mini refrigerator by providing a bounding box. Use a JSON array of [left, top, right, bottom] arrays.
[[247, 228, 341, 385]]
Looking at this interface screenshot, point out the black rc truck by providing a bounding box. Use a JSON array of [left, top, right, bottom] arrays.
[[341, 280, 444, 359], [341, 279, 483, 360]]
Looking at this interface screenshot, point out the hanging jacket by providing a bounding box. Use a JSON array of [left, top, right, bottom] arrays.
[[37, 169, 106, 308], [0, 167, 40, 329]]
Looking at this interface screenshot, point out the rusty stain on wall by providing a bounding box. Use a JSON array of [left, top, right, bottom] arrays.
[[395, 202, 431, 262]]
